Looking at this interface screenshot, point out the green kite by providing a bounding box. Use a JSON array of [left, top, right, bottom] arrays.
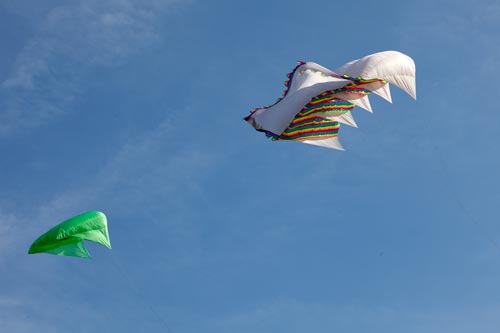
[[28, 211, 111, 258]]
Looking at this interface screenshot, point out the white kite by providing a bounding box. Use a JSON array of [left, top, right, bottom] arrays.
[[244, 51, 416, 150]]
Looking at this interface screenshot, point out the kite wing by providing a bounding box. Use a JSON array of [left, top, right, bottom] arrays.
[[28, 211, 111, 258], [244, 51, 416, 150]]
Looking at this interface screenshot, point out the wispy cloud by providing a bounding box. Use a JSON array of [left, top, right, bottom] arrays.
[[0, 0, 190, 134], [0, 110, 217, 259], [37, 116, 216, 218]]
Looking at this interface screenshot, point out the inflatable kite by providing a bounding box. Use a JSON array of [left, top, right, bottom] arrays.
[[244, 51, 416, 150], [28, 211, 111, 258]]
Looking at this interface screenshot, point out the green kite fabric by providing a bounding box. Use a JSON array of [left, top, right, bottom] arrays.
[[28, 211, 111, 258]]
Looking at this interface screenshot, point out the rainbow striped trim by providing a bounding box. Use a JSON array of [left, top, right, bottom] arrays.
[[278, 117, 340, 141]]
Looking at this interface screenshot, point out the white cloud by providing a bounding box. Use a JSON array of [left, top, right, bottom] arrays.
[[0, 0, 190, 134]]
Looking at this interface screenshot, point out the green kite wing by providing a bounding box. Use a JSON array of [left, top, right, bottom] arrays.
[[28, 211, 111, 258]]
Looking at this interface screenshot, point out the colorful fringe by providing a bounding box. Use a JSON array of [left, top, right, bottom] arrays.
[[244, 61, 305, 121]]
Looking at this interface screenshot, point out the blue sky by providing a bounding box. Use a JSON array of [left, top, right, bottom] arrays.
[[1, 0, 500, 332]]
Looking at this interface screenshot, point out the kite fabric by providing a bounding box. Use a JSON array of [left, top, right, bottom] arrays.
[[28, 211, 111, 258], [244, 50, 416, 150]]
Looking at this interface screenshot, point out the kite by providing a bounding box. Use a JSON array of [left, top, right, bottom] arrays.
[[244, 51, 416, 150], [28, 211, 111, 258]]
